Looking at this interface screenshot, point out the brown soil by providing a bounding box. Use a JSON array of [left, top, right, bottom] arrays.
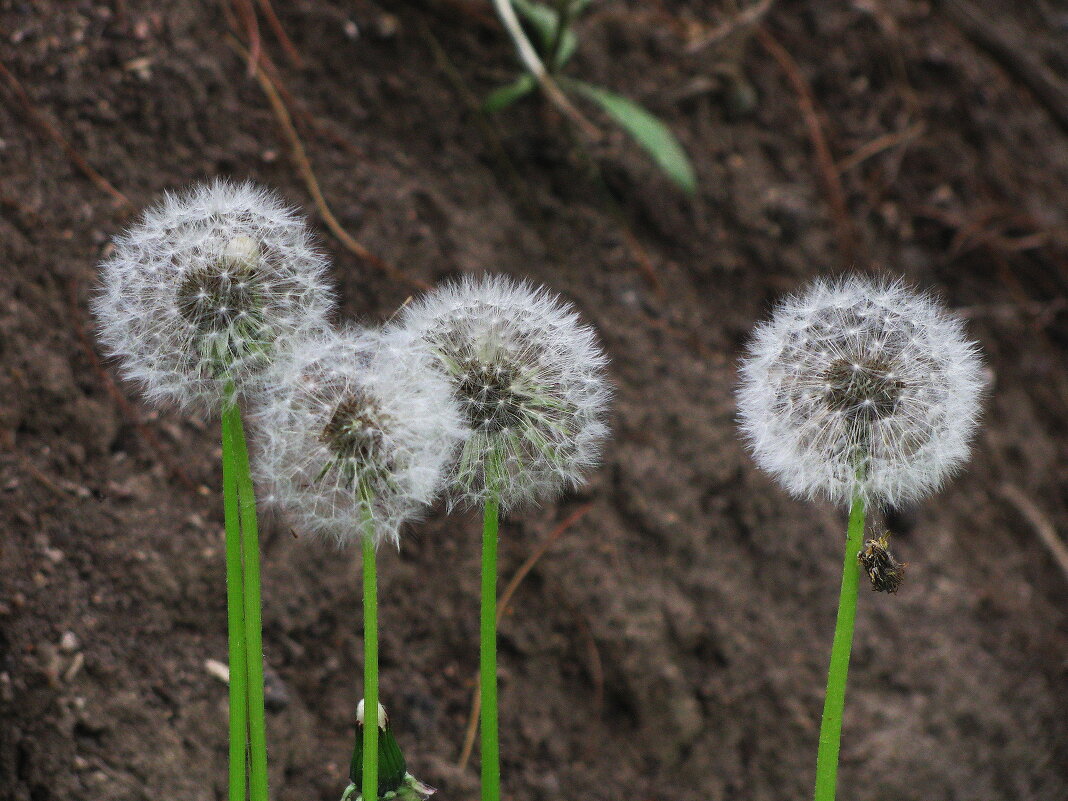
[[2, 1, 1068, 800]]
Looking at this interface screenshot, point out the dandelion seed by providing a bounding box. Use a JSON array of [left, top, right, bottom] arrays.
[[255, 328, 459, 801], [390, 274, 611, 510], [737, 275, 984, 508], [736, 274, 985, 801], [91, 180, 333, 801], [254, 326, 463, 547], [93, 179, 335, 412], [389, 274, 610, 801]]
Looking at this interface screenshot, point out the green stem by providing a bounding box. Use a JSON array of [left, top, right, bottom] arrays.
[[221, 400, 248, 801], [480, 491, 501, 801], [229, 406, 270, 801], [361, 509, 380, 801], [813, 490, 866, 801]]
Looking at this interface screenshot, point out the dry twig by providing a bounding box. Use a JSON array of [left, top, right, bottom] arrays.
[[228, 0, 263, 77], [685, 0, 775, 53], [939, 0, 1068, 134], [226, 37, 429, 291], [756, 26, 857, 266], [999, 484, 1068, 584], [836, 122, 926, 174], [256, 0, 304, 69], [0, 57, 131, 211]]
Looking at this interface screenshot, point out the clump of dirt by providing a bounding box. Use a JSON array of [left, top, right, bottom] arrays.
[[1, 1, 1067, 800]]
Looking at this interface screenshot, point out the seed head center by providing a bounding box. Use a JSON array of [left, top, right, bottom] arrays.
[[177, 257, 265, 334], [821, 356, 903, 422], [456, 359, 525, 432], [320, 393, 389, 464]]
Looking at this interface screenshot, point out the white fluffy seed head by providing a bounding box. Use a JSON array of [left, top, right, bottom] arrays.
[[253, 326, 464, 547], [390, 274, 611, 512], [737, 275, 984, 508], [93, 180, 335, 413]]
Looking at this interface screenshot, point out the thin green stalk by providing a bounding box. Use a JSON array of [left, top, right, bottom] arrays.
[[480, 489, 501, 801], [221, 400, 248, 801], [813, 490, 866, 801], [228, 406, 270, 801], [361, 509, 380, 801]]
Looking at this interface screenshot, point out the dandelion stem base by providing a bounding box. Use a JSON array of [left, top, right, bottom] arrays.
[[480, 494, 501, 801], [813, 492, 866, 801], [221, 400, 248, 801], [227, 402, 270, 801], [362, 519, 380, 801]]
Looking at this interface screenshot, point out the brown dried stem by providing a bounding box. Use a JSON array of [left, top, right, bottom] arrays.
[[256, 0, 304, 69], [1000, 484, 1068, 584], [0, 57, 131, 211], [457, 502, 594, 770], [756, 26, 857, 266], [226, 37, 429, 291]]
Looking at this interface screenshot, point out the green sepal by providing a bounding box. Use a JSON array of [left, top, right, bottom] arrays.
[[349, 721, 407, 796], [341, 773, 435, 801]]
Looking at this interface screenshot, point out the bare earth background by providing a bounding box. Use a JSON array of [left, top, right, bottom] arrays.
[[2, 1, 1068, 799]]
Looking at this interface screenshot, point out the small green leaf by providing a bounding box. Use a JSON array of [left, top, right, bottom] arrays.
[[378, 726, 408, 794], [553, 28, 578, 70], [511, 0, 561, 52], [484, 73, 538, 112], [565, 79, 697, 194], [510, 0, 582, 70], [550, 0, 592, 69]]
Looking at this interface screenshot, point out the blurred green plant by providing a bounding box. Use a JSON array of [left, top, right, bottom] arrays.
[[487, 0, 697, 194]]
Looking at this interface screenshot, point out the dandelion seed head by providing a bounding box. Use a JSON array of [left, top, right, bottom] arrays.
[[254, 326, 463, 547], [93, 180, 335, 412], [737, 275, 984, 507], [391, 275, 611, 511]]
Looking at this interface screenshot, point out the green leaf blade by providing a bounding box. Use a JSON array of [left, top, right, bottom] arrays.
[[567, 80, 697, 194], [511, 0, 560, 51], [484, 73, 538, 113]]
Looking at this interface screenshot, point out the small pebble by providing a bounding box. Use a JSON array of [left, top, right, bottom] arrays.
[[263, 666, 291, 712], [64, 652, 85, 683], [204, 659, 230, 684]]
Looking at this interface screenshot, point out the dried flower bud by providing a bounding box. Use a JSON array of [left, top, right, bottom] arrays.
[[254, 327, 463, 546], [390, 275, 611, 511], [93, 180, 335, 412], [737, 275, 984, 507], [858, 533, 906, 593]]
